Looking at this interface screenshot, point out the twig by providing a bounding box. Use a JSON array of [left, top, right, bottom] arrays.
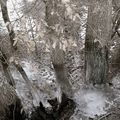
[[98, 112, 111, 120]]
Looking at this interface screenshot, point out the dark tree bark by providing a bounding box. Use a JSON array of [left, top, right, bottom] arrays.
[[85, 0, 112, 84], [0, 0, 17, 87], [0, 0, 17, 50], [30, 93, 75, 120]]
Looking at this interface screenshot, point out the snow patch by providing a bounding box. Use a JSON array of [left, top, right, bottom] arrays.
[[74, 88, 107, 118], [62, 0, 70, 4]]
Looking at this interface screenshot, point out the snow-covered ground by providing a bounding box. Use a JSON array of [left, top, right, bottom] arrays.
[[71, 83, 120, 120], [74, 88, 107, 118], [10, 59, 120, 119]]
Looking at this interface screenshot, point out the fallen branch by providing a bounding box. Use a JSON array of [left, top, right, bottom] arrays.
[[98, 112, 111, 120]]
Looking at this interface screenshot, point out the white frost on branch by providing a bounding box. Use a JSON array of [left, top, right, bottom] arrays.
[[61, 0, 70, 4]]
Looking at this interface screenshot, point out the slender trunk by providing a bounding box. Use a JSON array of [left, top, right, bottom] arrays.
[[0, 0, 17, 50]]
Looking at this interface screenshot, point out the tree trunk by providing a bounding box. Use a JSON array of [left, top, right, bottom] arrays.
[[85, 0, 112, 84], [45, 0, 73, 98], [0, 0, 17, 50], [51, 42, 73, 98]]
